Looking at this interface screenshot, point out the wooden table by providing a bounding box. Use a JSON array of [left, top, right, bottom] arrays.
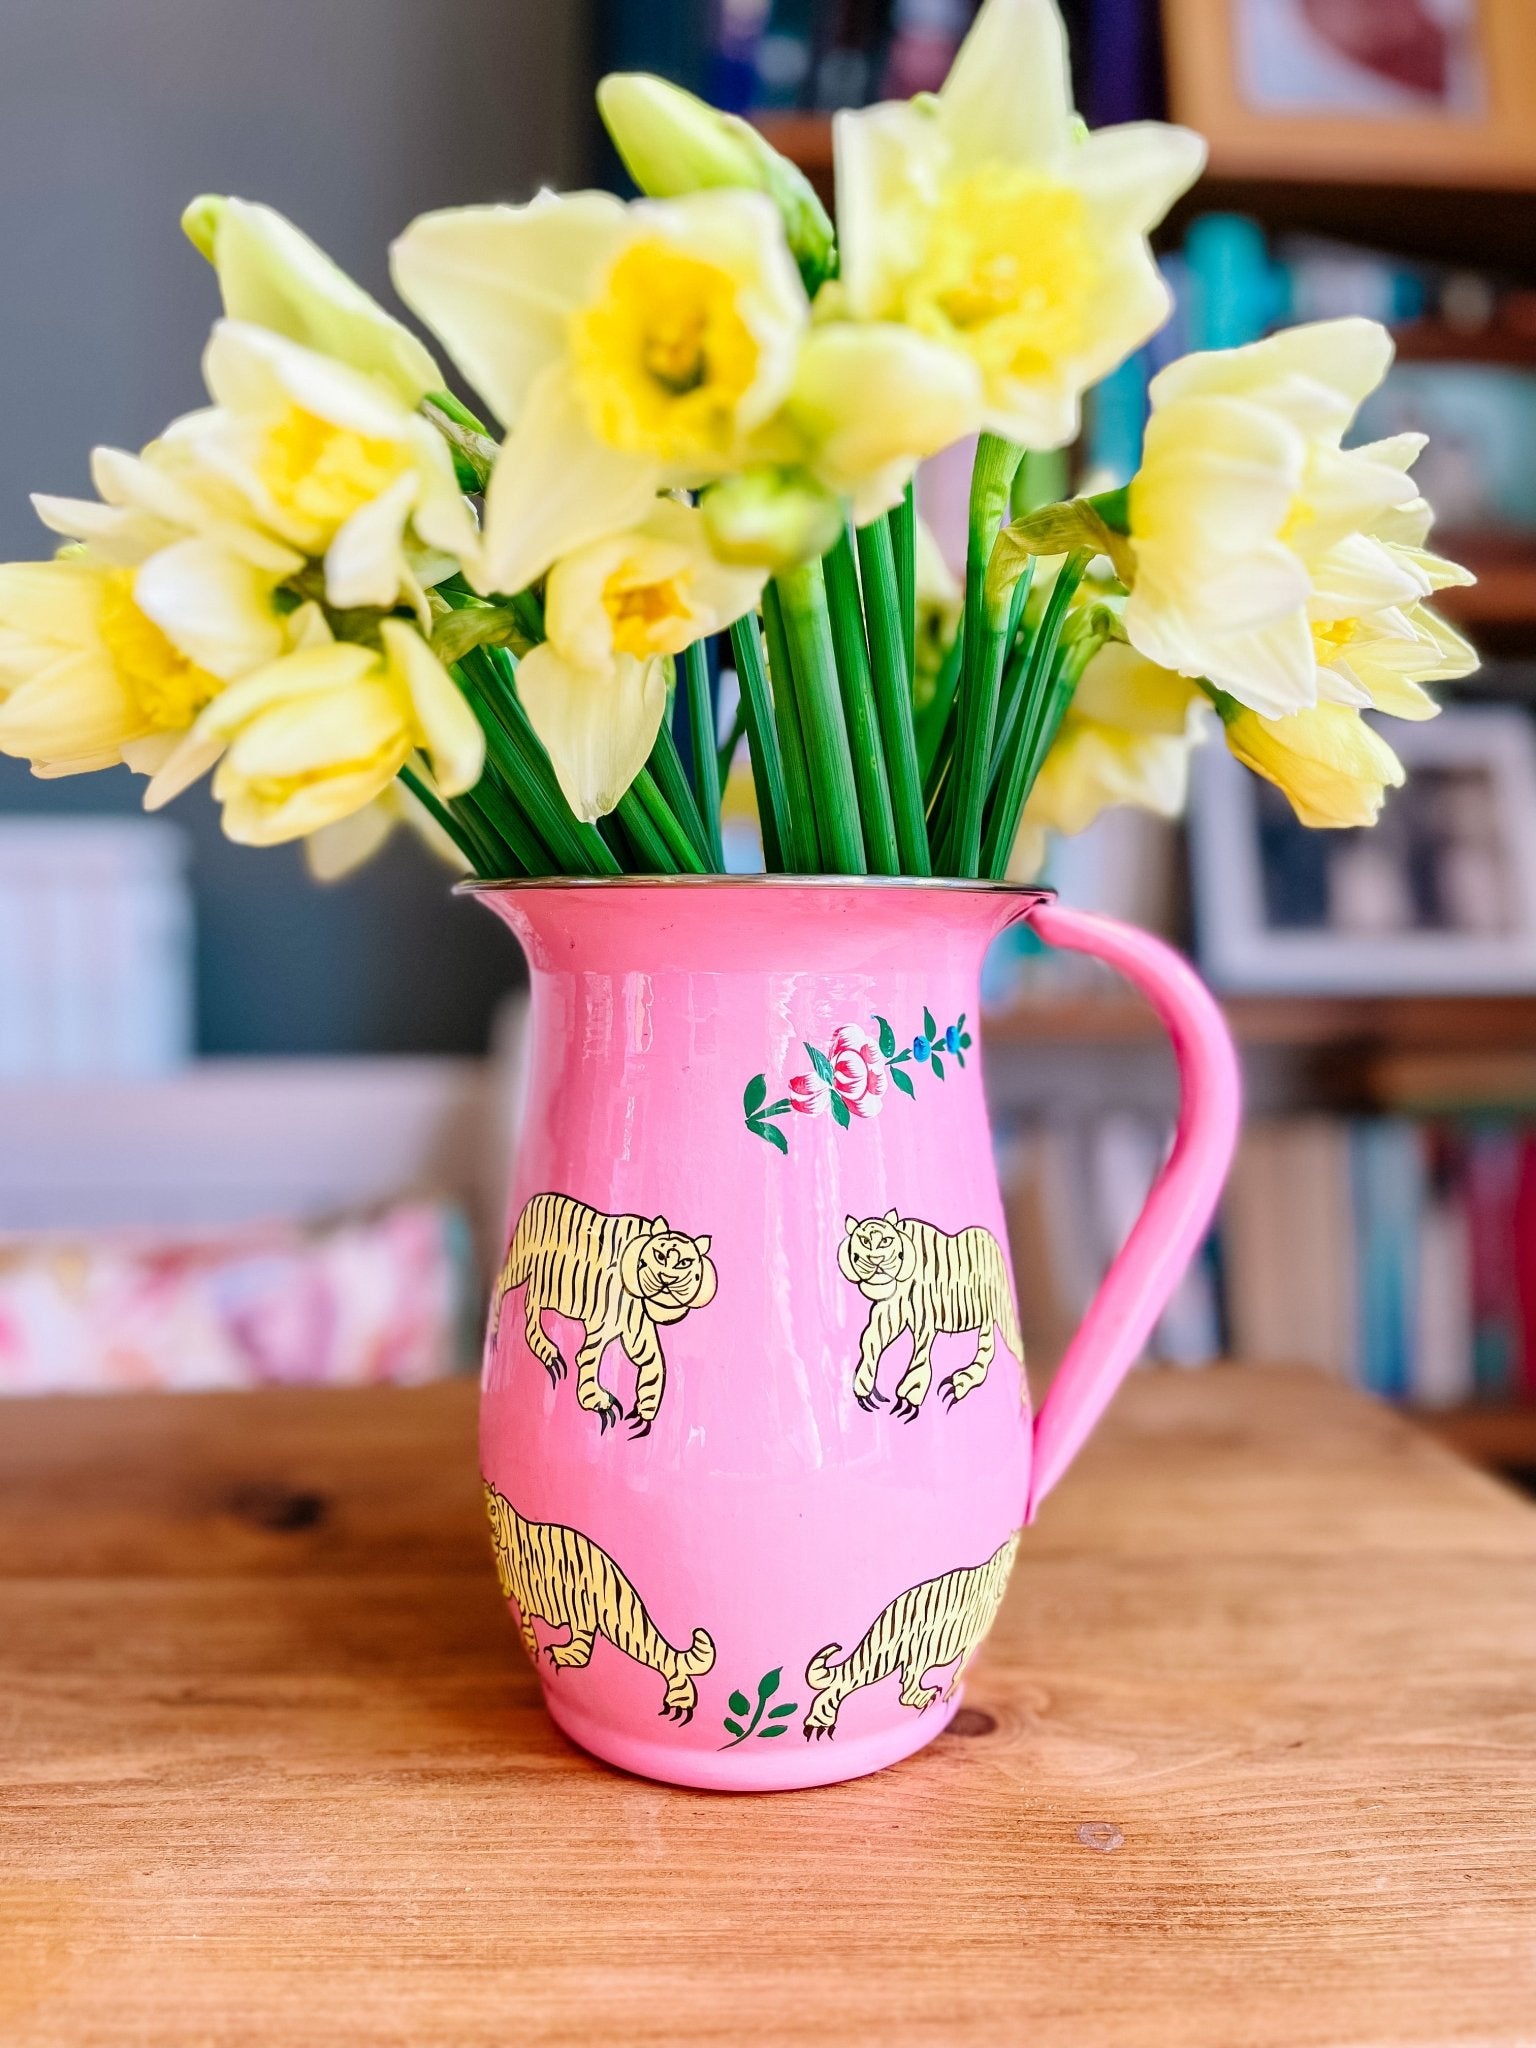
[[3, 1368, 1534, 2047]]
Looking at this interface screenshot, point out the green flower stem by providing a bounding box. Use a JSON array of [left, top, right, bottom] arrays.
[[459, 782, 535, 878], [727, 614, 788, 872], [648, 712, 716, 868], [484, 648, 621, 875], [917, 626, 964, 786], [400, 766, 497, 876], [772, 561, 866, 875], [980, 563, 1038, 796], [760, 584, 821, 871], [890, 480, 916, 685], [681, 639, 725, 868], [632, 766, 709, 873], [461, 649, 621, 876], [949, 432, 1025, 876], [425, 388, 490, 436], [614, 782, 678, 872], [453, 667, 589, 875], [716, 695, 746, 792], [823, 529, 899, 875], [982, 550, 1090, 880], [855, 514, 930, 875]]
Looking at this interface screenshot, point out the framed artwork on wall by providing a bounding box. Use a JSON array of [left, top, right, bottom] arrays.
[[1160, 0, 1536, 187], [1189, 707, 1536, 994]]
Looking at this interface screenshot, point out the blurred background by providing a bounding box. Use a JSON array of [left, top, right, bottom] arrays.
[[4, 0, 1536, 1484]]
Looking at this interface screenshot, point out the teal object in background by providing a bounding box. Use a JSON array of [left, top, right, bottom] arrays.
[[1183, 215, 1287, 351]]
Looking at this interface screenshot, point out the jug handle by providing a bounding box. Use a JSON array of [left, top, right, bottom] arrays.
[[1020, 901, 1242, 1521]]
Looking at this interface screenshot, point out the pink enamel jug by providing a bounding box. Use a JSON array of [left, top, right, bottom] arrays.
[[471, 878, 1240, 1791]]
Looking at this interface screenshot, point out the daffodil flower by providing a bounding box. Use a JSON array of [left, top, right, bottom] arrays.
[[165, 320, 480, 613], [304, 779, 471, 882], [0, 551, 275, 779], [158, 616, 482, 846], [1216, 697, 1404, 829], [832, 0, 1205, 449], [391, 188, 978, 592], [1009, 640, 1207, 875], [518, 499, 763, 821], [182, 195, 441, 404], [1122, 318, 1467, 717]]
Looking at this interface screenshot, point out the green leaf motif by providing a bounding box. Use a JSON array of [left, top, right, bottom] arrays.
[[750, 1118, 790, 1156], [923, 1007, 937, 1039], [766, 1700, 798, 1719], [960, 1032, 973, 1049], [930, 1053, 945, 1081], [743, 1074, 767, 1118], [723, 1718, 746, 1740], [757, 1724, 789, 1738], [806, 1043, 836, 1084], [763, 1097, 793, 1116], [757, 1667, 781, 1702], [729, 1690, 752, 1718], [890, 1065, 915, 1098], [875, 1014, 896, 1059], [829, 1091, 851, 1130]]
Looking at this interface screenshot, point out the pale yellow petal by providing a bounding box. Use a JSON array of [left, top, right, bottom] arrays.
[[188, 195, 440, 402], [936, 0, 1074, 170], [141, 731, 228, 808], [133, 537, 287, 681], [304, 798, 398, 881], [787, 323, 982, 493], [217, 756, 404, 846], [480, 366, 662, 597], [0, 649, 139, 764], [515, 643, 666, 822], [1071, 122, 1207, 239], [323, 473, 417, 610], [378, 618, 483, 797], [391, 193, 629, 428], [831, 99, 937, 324], [194, 642, 376, 739]]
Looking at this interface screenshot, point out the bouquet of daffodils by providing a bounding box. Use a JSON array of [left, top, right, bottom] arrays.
[[0, 0, 1477, 884]]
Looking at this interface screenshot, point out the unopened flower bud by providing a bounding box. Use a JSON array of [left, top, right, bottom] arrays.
[[702, 468, 845, 573], [597, 73, 836, 295]]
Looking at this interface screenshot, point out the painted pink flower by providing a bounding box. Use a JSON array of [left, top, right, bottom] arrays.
[[788, 1072, 830, 1116], [828, 1025, 889, 1118]]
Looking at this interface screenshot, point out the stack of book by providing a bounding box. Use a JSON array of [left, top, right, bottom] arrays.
[[1224, 1117, 1536, 1410], [996, 1109, 1536, 1409]]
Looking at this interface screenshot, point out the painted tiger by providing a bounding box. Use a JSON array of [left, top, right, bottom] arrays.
[[838, 1210, 1024, 1420], [493, 1192, 717, 1437], [483, 1482, 716, 1723], [803, 1532, 1020, 1739]]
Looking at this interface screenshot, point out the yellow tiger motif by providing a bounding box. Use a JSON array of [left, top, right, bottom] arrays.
[[803, 1532, 1020, 1740], [484, 1482, 716, 1723], [494, 1192, 717, 1438], [839, 1210, 1024, 1420]]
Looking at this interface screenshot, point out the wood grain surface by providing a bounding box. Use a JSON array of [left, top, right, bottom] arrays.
[[2, 1367, 1533, 2047]]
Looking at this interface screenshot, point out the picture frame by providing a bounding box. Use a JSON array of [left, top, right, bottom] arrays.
[[1188, 706, 1536, 994], [1159, 0, 1536, 188]]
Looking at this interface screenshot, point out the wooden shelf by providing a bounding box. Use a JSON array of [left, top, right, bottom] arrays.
[[985, 990, 1536, 1054], [1393, 318, 1536, 367], [1422, 1404, 1536, 1470]]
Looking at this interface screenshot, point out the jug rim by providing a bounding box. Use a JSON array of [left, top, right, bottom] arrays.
[[456, 874, 1056, 900]]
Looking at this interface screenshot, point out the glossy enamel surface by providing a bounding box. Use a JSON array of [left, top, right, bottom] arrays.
[[475, 880, 1238, 1790]]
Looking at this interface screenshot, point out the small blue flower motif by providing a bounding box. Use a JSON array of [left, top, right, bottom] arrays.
[[912, 1035, 931, 1063], [944, 1024, 960, 1054]]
